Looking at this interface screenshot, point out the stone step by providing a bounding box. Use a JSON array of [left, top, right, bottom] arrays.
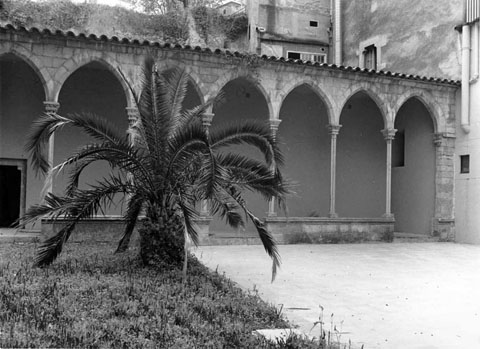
[[201, 232, 262, 246], [0, 229, 42, 243], [393, 232, 441, 243]]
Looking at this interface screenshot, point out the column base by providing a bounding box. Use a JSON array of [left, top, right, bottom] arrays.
[[328, 212, 338, 218], [382, 213, 395, 219]]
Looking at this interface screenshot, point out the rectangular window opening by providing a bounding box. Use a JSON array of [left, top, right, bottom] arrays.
[[461, 155, 470, 174], [363, 44, 377, 70], [309, 21, 319, 27], [287, 51, 326, 63]]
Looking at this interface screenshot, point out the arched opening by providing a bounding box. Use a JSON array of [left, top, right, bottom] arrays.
[[337, 91, 386, 217], [56, 61, 128, 215], [392, 98, 435, 235], [210, 77, 270, 235], [278, 84, 330, 217], [0, 53, 45, 227]]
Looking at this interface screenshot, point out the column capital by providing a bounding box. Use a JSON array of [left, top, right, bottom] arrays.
[[201, 112, 214, 129], [43, 101, 60, 114], [381, 128, 397, 141], [126, 107, 139, 127], [326, 124, 342, 135], [269, 118, 282, 132]]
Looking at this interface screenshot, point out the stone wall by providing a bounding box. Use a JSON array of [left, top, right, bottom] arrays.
[[342, 0, 462, 80]]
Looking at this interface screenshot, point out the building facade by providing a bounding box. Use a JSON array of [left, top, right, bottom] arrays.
[[2, 0, 479, 244]]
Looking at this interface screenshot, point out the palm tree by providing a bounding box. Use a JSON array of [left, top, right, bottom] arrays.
[[21, 58, 288, 280]]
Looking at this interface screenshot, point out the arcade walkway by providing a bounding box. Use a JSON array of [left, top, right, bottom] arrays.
[[195, 243, 480, 349]]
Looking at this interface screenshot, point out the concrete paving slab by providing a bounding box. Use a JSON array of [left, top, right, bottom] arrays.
[[194, 243, 480, 349]]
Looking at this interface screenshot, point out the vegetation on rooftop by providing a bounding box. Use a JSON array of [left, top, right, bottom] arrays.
[[0, 0, 248, 47]]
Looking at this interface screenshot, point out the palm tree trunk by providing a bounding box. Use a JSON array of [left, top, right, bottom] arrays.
[[139, 207, 185, 267]]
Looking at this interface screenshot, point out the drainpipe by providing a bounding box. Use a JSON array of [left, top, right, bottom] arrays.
[[461, 24, 471, 133], [334, 0, 342, 65]]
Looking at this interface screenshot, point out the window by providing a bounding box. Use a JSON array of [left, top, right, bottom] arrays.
[[287, 52, 301, 60], [461, 155, 470, 174], [363, 44, 377, 70], [393, 130, 405, 167], [309, 21, 318, 27], [287, 51, 327, 63]]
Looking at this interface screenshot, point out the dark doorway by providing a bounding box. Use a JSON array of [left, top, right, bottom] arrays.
[[0, 165, 21, 227]]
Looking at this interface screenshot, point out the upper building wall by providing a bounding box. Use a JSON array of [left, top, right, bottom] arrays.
[[257, 0, 330, 43], [342, 0, 463, 79]]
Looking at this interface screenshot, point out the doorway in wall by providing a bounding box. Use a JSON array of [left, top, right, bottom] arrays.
[[0, 159, 26, 228]]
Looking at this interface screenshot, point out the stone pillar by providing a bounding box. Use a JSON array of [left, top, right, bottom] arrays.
[[381, 128, 396, 218], [327, 124, 342, 218], [126, 106, 139, 146], [268, 118, 282, 217], [433, 132, 455, 240], [43, 101, 60, 194], [200, 111, 214, 216]]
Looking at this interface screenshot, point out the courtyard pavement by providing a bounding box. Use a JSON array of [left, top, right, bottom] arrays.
[[194, 243, 480, 349]]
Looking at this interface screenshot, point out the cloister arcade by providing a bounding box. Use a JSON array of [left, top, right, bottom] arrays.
[[0, 25, 458, 242]]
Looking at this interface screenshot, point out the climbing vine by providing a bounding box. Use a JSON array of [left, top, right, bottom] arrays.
[[1, 0, 245, 47], [192, 5, 248, 44]]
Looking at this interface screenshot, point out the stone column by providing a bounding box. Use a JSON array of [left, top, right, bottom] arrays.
[[268, 118, 282, 217], [43, 101, 60, 194], [381, 128, 396, 218], [200, 111, 214, 216], [433, 132, 455, 240], [327, 124, 342, 218], [126, 106, 140, 145]]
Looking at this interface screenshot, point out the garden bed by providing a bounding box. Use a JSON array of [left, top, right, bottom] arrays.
[[0, 242, 320, 348]]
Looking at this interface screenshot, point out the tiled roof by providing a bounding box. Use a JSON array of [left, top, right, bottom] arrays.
[[0, 24, 461, 87]]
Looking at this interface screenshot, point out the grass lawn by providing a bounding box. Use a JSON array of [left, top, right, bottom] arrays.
[[0, 241, 320, 348]]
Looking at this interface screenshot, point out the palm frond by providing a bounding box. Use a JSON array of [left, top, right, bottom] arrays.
[[162, 68, 189, 131], [17, 193, 69, 227], [61, 143, 153, 196], [225, 186, 280, 282], [65, 113, 124, 145], [35, 222, 76, 267], [25, 112, 72, 175], [177, 199, 200, 246], [116, 193, 144, 253], [210, 121, 284, 167], [215, 153, 289, 198]]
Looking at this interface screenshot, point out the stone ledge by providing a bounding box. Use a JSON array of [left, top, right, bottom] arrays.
[[265, 216, 395, 244], [40, 216, 396, 245]]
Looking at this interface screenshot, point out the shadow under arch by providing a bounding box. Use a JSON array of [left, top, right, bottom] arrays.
[[336, 89, 387, 218], [340, 88, 389, 129], [211, 73, 273, 120], [392, 96, 436, 235], [393, 93, 440, 133], [0, 51, 48, 101], [209, 75, 271, 234], [54, 59, 130, 215], [53, 57, 133, 106], [279, 81, 335, 125], [278, 83, 332, 217]]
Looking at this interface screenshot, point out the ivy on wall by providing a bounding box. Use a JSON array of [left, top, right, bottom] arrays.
[[0, 0, 245, 47], [192, 5, 248, 45]]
